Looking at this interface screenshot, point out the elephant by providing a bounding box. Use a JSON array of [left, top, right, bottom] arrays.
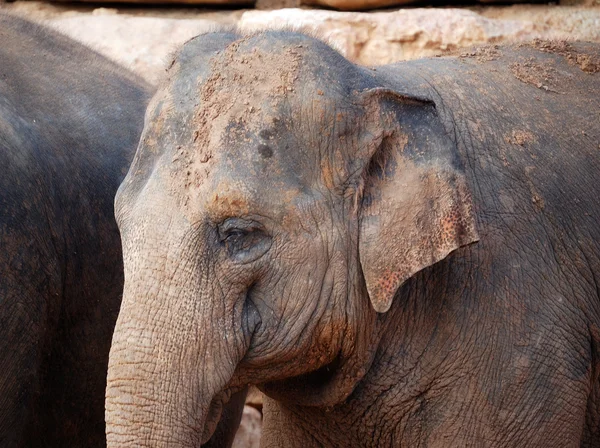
[[0, 14, 151, 447], [1, 15, 248, 448], [105, 30, 600, 447]]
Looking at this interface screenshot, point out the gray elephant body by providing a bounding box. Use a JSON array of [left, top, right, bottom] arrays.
[[107, 33, 600, 447], [262, 42, 600, 448], [0, 14, 150, 447]]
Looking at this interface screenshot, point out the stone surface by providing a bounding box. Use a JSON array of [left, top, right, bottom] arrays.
[[476, 4, 600, 40], [233, 406, 262, 448], [239, 7, 600, 65], [46, 14, 220, 85], [246, 386, 264, 411]]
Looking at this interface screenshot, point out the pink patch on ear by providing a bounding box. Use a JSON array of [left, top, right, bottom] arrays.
[[439, 201, 474, 250], [379, 270, 402, 294], [369, 269, 403, 313]]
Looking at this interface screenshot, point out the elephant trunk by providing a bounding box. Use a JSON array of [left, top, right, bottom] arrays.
[[105, 269, 250, 448]]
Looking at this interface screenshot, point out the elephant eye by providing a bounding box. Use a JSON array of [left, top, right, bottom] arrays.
[[218, 218, 272, 264]]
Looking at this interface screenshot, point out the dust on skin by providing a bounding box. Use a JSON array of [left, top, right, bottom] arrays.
[[207, 181, 252, 221], [161, 35, 304, 221], [524, 165, 545, 211], [528, 39, 600, 74], [193, 36, 302, 163], [458, 45, 502, 63], [321, 157, 335, 190], [504, 130, 535, 147], [509, 57, 564, 93]]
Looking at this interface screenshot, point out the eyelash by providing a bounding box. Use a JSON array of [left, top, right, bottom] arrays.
[[217, 219, 272, 263], [223, 229, 254, 251]]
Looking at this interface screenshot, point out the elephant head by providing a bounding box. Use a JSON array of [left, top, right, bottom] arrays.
[[105, 31, 478, 447]]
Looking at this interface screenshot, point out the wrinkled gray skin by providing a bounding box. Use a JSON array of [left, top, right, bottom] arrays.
[[0, 15, 244, 448], [0, 14, 149, 447], [106, 31, 600, 447]]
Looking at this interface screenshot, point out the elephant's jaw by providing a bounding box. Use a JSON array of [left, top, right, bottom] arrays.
[[259, 335, 379, 408], [201, 386, 245, 444]]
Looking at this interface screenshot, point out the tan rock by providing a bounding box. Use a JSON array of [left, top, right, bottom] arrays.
[[44, 15, 222, 85], [232, 406, 262, 448], [246, 386, 264, 411], [239, 8, 600, 65], [476, 5, 600, 41]]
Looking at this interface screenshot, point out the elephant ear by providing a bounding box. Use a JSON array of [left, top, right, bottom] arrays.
[[357, 88, 479, 313]]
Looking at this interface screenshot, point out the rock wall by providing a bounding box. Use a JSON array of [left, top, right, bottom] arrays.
[[3, 2, 600, 85], [240, 7, 600, 65]]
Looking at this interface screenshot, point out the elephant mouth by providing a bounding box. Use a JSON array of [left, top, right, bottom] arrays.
[[200, 387, 236, 444], [260, 351, 358, 407]]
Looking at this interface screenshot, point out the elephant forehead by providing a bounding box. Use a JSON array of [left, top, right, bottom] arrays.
[[201, 175, 303, 223], [142, 34, 362, 220], [195, 41, 303, 117], [173, 34, 345, 139]]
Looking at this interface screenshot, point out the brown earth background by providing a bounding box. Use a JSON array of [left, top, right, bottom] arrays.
[[1, 0, 598, 445]]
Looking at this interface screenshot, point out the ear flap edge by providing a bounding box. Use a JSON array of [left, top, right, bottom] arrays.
[[357, 89, 479, 313]]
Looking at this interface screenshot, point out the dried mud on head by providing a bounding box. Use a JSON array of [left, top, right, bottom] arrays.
[[197, 37, 302, 143], [458, 45, 502, 63], [510, 40, 599, 94], [509, 57, 564, 93], [180, 37, 303, 194], [528, 39, 600, 74], [504, 129, 535, 147]]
